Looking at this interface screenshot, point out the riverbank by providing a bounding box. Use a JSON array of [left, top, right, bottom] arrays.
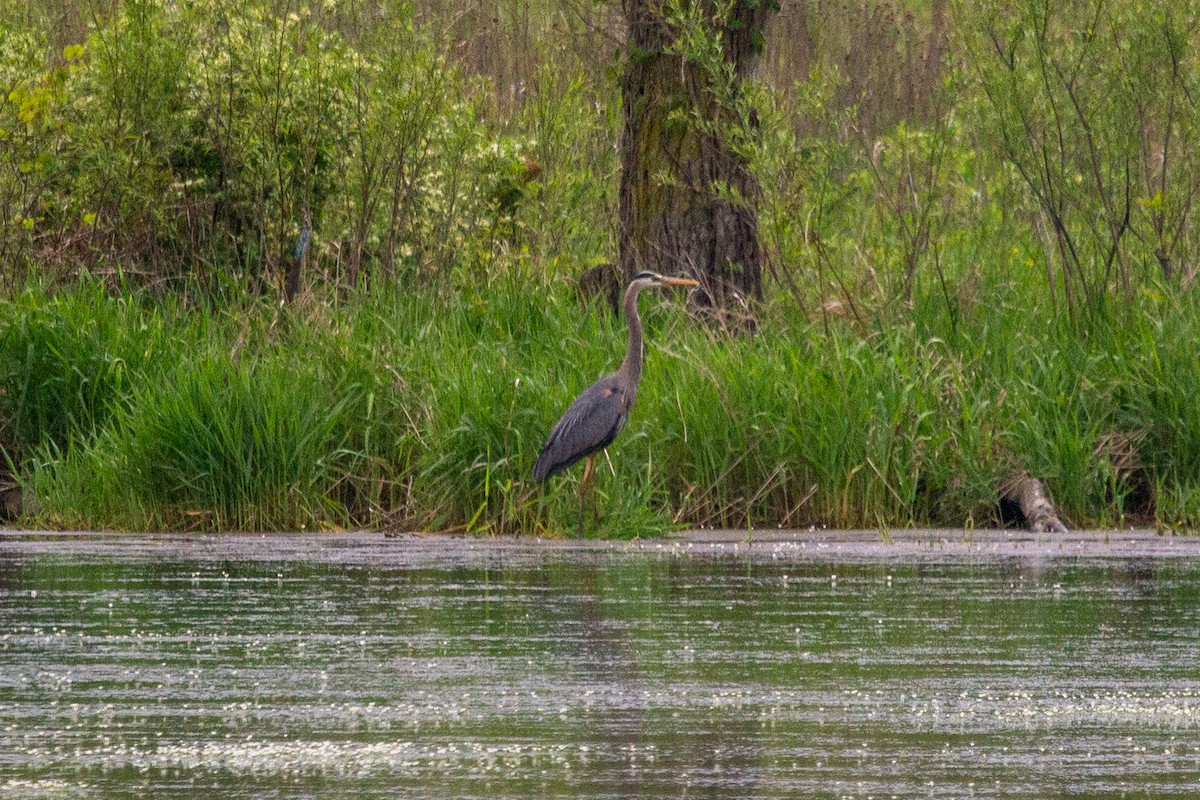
[[3, 283, 1200, 536]]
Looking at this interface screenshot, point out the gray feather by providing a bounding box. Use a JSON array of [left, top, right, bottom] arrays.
[[533, 375, 629, 481]]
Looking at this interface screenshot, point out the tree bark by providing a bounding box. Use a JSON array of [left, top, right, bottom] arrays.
[[618, 0, 772, 309]]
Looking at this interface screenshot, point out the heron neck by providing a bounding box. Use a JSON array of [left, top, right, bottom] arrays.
[[618, 280, 644, 392]]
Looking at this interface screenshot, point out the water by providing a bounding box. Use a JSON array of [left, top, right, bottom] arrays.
[[2, 530, 1199, 799]]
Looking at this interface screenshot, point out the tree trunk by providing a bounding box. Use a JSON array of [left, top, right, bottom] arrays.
[[618, 0, 772, 309]]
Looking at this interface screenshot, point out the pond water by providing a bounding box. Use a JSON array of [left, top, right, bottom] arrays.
[[2, 530, 1199, 799]]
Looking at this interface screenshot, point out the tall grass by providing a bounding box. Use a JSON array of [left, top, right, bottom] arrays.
[[0, 281, 162, 465], [7, 274, 1199, 535]]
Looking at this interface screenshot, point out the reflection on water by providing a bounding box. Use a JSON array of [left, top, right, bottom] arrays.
[[1, 532, 1199, 799]]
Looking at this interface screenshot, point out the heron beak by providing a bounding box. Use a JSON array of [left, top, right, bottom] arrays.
[[662, 277, 700, 288]]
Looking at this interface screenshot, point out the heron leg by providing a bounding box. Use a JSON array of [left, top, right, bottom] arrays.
[[590, 451, 604, 528], [577, 454, 596, 538]]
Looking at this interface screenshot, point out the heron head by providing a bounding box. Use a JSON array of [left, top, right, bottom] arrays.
[[631, 271, 700, 289]]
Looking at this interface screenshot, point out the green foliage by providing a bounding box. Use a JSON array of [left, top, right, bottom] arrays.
[[325, 3, 492, 287], [0, 0, 500, 289], [63, 0, 194, 263], [501, 59, 619, 268], [6, 1, 1200, 534], [0, 25, 67, 288], [963, 0, 1200, 316]]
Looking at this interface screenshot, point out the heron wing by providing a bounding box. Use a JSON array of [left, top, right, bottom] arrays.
[[533, 376, 630, 481]]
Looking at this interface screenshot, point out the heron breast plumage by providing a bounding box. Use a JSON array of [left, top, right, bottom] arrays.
[[532, 376, 629, 482]]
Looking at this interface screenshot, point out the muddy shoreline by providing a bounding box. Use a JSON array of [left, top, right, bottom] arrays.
[[2, 527, 1197, 566]]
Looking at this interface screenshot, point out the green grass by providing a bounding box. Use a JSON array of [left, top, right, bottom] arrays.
[[6, 272, 1200, 535]]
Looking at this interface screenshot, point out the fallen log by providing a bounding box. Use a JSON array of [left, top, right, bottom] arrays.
[[1001, 473, 1068, 533]]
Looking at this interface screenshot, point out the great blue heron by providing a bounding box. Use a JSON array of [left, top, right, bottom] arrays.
[[533, 270, 698, 531]]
